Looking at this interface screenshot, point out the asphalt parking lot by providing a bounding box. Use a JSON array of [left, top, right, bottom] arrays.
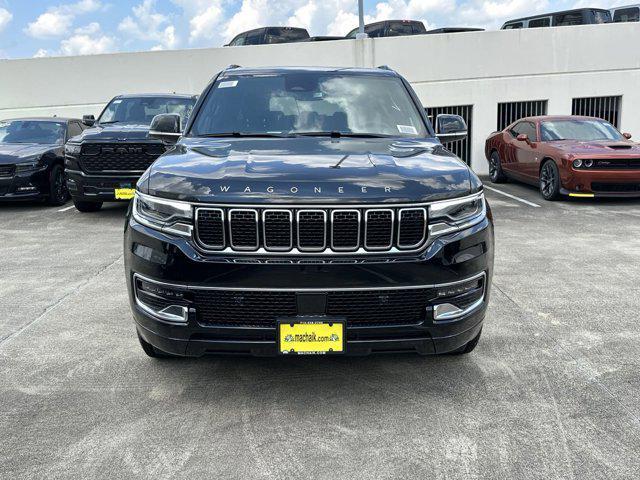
[[1, 180, 640, 479]]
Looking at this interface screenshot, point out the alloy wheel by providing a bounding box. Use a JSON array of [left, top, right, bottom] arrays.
[[540, 163, 556, 198]]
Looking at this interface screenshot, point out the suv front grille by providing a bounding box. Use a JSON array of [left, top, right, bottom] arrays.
[[0, 164, 15, 177], [78, 143, 164, 173], [195, 206, 428, 254]]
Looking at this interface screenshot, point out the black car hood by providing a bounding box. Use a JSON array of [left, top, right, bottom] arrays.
[[0, 143, 58, 164], [145, 137, 475, 204], [73, 123, 156, 143]]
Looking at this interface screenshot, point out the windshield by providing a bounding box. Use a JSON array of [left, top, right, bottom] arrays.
[[540, 119, 623, 142], [98, 97, 196, 126], [189, 72, 428, 138], [0, 120, 65, 145]]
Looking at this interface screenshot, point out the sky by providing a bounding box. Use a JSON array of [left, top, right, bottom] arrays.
[[0, 0, 623, 59]]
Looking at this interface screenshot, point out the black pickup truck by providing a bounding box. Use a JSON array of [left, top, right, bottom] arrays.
[[65, 94, 197, 212], [124, 66, 494, 358]]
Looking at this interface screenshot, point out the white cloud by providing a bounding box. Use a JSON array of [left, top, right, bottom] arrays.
[[60, 33, 116, 55], [0, 8, 12, 33], [118, 0, 179, 50], [189, 4, 224, 42], [457, 0, 550, 28], [33, 22, 115, 57], [25, 0, 103, 39]]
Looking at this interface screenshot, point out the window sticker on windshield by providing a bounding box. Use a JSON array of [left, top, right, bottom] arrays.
[[397, 125, 417, 135], [219, 80, 238, 89]]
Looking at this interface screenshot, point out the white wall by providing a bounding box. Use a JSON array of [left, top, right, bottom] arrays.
[[1, 22, 639, 174]]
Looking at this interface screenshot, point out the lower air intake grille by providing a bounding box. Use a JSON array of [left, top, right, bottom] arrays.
[[194, 287, 432, 327], [592, 182, 640, 193]]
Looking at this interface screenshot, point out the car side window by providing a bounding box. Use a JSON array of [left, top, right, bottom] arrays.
[[504, 22, 523, 29], [229, 35, 245, 46], [68, 121, 82, 139], [523, 122, 538, 141], [509, 122, 524, 137], [244, 31, 263, 45], [555, 12, 584, 26], [613, 7, 639, 22], [529, 17, 550, 27]]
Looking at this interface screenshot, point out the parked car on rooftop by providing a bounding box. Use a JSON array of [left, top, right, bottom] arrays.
[[225, 27, 310, 46], [501, 8, 611, 29], [346, 20, 426, 38], [611, 4, 640, 22]]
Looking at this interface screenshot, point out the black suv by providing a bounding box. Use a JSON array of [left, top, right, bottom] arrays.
[[125, 66, 494, 358], [65, 94, 197, 212]]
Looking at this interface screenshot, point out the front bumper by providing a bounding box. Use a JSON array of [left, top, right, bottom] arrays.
[[563, 168, 640, 197], [124, 210, 494, 357], [66, 169, 140, 202], [0, 167, 49, 200]]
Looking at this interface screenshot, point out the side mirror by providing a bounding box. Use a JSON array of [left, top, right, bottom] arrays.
[[149, 113, 182, 143], [623, 132, 632, 139], [516, 133, 529, 142], [434, 114, 467, 143], [82, 115, 95, 127]]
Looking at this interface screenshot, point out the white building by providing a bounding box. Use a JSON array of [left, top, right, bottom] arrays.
[[1, 22, 639, 174]]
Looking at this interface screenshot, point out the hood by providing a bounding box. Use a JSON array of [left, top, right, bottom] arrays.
[[549, 140, 640, 155], [73, 123, 158, 143], [0, 143, 58, 164], [144, 137, 475, 204]]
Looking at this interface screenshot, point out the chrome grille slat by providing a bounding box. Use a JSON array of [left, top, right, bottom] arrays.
[[194, 205, 431, 254]]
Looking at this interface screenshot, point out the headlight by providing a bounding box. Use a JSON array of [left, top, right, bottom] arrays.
[[14, 159, 41, 172], [132, 192, 193, 237], [65, 144, 81, 155], [428, 192, 486, 237]]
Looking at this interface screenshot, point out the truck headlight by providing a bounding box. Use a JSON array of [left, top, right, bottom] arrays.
[[65, 144, 82, 155], [14, 159, 41, 172], [132, 192, 193, 237], [428, 192, 486, 237]]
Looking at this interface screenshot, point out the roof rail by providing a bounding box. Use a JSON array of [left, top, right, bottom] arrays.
[[377, 65, 393, 71]]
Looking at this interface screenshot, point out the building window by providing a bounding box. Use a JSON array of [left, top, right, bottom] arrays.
[[497, 100, 547, 131], [426, 105, 473, 165], [572, 96, 622, 128]]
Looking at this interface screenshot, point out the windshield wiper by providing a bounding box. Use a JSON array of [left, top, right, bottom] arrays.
[[198, 132, 293, 138], [295, 131, 392, 138], [98, 120, 120, 125]]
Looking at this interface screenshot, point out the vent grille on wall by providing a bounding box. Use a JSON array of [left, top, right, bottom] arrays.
[[497, 100, 548, 131], [426, 105, 473, 165], [572, 96, 622, 128]]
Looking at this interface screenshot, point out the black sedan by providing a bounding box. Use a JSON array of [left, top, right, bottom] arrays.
[[0, 117, 85, 205]]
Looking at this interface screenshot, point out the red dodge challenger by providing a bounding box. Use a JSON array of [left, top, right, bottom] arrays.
[[485, 115, 640, 200]]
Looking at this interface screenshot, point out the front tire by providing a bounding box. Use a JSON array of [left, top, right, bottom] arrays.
[[73, 199, 103, 212], [539, 160, 561, 201], [488, 151, 507, 183], [47, 165, 69, 206], [448, 329, 482, 355], [137, 333, 173, 359]]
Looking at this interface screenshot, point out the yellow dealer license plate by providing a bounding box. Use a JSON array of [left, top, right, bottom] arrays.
[[279, 321, 344, 355], [115, 188, 135, 200]]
